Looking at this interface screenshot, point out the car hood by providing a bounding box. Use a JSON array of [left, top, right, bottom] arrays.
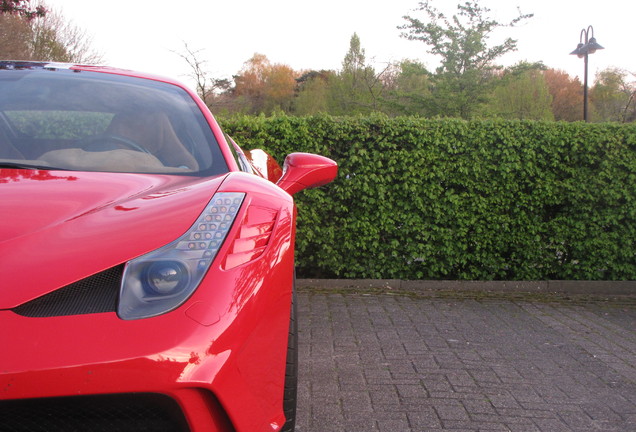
[[0, 169, 226, 308]]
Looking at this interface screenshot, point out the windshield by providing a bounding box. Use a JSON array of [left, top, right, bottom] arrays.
[[0, 64, 228, 175]]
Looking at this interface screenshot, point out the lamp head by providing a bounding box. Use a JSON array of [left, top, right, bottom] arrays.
[[570, 43, 586, 58], [586, 37, 604, 54]]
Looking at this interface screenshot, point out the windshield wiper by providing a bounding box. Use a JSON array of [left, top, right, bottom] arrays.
[[0, 161, 68, 171]]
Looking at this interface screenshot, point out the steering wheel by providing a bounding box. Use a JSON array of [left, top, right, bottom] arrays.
[[82, 134, 150, 154]]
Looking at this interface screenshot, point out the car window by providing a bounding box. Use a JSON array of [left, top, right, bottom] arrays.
[[226, 135, 255, 174], [0, 67, 228, 175]]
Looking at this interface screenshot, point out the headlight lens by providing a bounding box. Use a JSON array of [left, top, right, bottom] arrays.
[[118, 192, 245, 320]]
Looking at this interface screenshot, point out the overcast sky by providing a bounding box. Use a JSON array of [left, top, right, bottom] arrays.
[[45, 0, 635, 91]]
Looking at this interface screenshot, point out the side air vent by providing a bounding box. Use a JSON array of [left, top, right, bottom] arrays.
[[223, 205, 278, 270], [12, 265, 123, 317]]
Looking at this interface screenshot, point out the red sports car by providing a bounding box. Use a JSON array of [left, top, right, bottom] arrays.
[[0, 61, 337, 432]]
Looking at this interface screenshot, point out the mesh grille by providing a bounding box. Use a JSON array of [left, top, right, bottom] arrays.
[[12, 266, 123, 317], [0, 393, 190, 432]]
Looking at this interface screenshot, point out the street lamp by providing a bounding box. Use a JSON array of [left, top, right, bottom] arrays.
[[570, 26, 604, 122]]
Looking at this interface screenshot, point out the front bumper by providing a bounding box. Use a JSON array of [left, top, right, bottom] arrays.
[[0, 278, 291, 432]]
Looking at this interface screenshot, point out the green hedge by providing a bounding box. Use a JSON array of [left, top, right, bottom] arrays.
[[220, 114, 636, 280]]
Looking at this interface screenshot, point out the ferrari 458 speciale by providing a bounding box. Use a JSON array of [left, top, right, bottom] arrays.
[[0, 61, 337, 432]]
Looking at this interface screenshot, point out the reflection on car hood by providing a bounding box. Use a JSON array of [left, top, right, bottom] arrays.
[[0, 169, 226, 308]]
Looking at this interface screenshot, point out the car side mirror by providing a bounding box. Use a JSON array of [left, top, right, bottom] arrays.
[[276, 152, 338, 195]]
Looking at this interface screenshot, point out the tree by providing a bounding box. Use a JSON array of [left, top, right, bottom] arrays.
[[0, 2, 102, 63], [263, 63, 296, 113], [1, 0, 45, 19], [31, 8, 103, 63], [543, 69, 583, 122], [381, 60, 432, 116], [232, 54, 297, 115], [399, 0, 533, 118], [294, 70, 333, 115], [590, 68, 636, 123], [232, 53, 271, 113], [342, 32, 366, 74], [487, 63, 553, 120], [173, 42, 231, 106], [0, 14, 32, 59], [328, 33, 389, 115]]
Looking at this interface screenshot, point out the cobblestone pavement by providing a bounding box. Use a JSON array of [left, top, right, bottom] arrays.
[[295, 290, 636, 432]]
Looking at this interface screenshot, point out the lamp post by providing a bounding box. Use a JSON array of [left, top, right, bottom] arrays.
[[570, 26, 604, 122]]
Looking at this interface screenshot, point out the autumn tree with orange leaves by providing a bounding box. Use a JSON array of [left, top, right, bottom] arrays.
[[233, 54, 296, 115], [543, 69, 583, 122]]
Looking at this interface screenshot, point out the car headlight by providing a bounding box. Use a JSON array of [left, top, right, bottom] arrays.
[[118, 192, 245, 320]]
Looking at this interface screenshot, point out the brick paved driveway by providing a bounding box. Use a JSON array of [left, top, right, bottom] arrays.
[[295, 290, 636, 431]]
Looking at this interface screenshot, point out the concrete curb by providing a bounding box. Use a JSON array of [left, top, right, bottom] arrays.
[[297, 278, 636, 296]]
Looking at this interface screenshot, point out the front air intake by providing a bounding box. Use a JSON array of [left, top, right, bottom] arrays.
[[12, 265, 123, 317], [0, 393, 190, 432]]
